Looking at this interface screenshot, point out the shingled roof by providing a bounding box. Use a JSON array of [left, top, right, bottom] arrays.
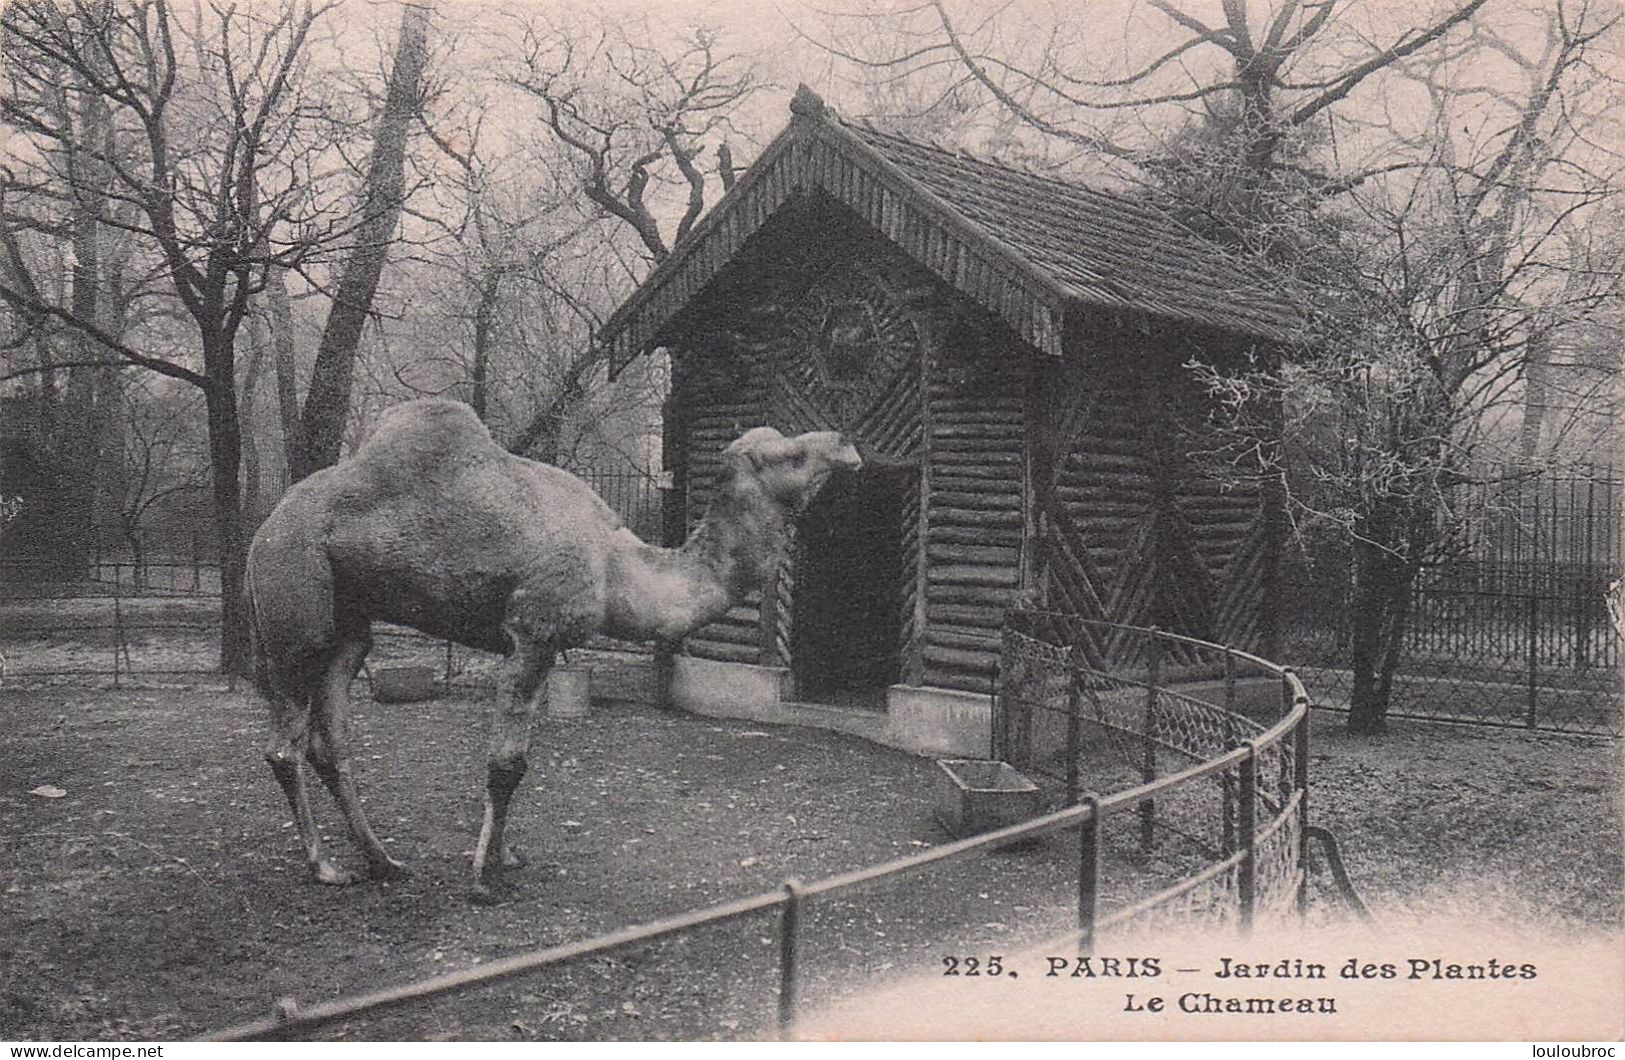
[[602, 86, 1299, 372]]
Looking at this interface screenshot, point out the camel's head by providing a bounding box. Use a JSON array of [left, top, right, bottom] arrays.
[[723, 426, 863, 511]]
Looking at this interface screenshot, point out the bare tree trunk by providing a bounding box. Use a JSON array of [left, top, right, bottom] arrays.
[[203, 356, 251, 674], [267, 267, 301, 479], [1374, 557, 1422, 709], [469, 266, 499, 419], [507, 346, 599, 463], [56, 152, 106, 575], [240, 311, 271, 523], [1347, 541, 1399, 734], [293, 3, 431, 480], [54, 369, 98, 575], [1348, 492, 1435, 734], [57, 43, 128, 575], [124, 525, 146, 588], [1520, 329, 1551, 462]]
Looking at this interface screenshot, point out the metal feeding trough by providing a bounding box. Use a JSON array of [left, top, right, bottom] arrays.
[[544, 665, 592, 719], [933, 758, 1041, 838], [369, 665, 437, 703]]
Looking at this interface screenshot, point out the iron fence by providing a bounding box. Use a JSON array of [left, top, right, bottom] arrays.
[[201, 616, 1312, 1041], [0, 560, 648, 690], [1283, 463, 1622, 735], [0, 467, 664, 688], [567, 465, 664, 541]]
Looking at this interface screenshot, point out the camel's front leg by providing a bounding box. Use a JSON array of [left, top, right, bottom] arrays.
[[471, 631, 551, 901]]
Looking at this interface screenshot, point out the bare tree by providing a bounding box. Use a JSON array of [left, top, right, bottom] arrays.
[[114, 374, 208, 583], [477, 11, 763, 463], [508, 12, 759, 262], [0, 0, 156, 573], [1192, 1, 1623, 731], [0, 0, 356, 667], [400, 111, 668, 470], [817, 0, 1622, 733], [808, 0, 1488, 212], [291, 1, 431, 481], [412, 66, 589, 428]]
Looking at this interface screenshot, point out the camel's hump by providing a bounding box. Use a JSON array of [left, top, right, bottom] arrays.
[[355, 399, 496, 473]]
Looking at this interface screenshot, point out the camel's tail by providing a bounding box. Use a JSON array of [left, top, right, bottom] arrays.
[[242, 552, 273, 696]]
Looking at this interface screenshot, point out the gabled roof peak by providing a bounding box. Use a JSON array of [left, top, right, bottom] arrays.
[[789, 83, 828, 119], [601, 87, 1300, 373]]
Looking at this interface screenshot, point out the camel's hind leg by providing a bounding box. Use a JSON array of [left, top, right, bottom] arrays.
[[264, 683, 357, 886], [471, 628, 552, 901], [308, 627, 408, 881]]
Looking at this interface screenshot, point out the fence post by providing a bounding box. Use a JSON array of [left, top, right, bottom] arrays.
[[1524, 488, 1542, 729], [1525, 589, 1539, 729], [1065, 670, 1082, 806], [1078, 794, 1102, 954], [1278, 674, 1294, 800], [777, 879, 803, 1040], [1140, 632, 1160, 855], [1238, 742, 1258, 935], [111, 576, 126, 688], [1221, 650, 1236, 855], [1577, 478, 1596, 671], [1293, 690, 1310, 921]]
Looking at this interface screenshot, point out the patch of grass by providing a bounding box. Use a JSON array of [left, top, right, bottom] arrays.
[[1304, 710, 1621, 931]]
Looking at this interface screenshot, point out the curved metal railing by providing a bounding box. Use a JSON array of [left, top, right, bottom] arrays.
[[997, 612, 1311, 940], [205, 616, 1313, 1042]]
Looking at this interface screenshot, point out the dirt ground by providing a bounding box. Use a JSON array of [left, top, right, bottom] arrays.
[[1, 672, 1618, 1042], [1, 677, 1090, 1041]]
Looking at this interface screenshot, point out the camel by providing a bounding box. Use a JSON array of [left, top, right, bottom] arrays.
[[246, 398, 861, 899]]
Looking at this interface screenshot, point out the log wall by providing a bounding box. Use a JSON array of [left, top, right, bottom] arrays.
[[1036, 328, 1274, 661], [918, 326, 1028, 693], [665, 204, 1276, 694], [669, 243, 1039, 693], [670, 230, 933, 676], [676, 353, 772, 664]]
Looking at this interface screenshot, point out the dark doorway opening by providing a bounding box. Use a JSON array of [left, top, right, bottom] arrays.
[[792, 468, 908, 710]]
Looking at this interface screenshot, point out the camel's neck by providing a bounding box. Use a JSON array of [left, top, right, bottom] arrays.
[[677, 485, 792, 599], [601, 482, 790, 644]]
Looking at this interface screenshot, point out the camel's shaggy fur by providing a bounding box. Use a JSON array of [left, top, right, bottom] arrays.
[[247, 398, 861, 897]]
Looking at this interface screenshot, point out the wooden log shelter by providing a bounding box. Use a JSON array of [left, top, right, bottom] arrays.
[[600, 86, 1299, 756]]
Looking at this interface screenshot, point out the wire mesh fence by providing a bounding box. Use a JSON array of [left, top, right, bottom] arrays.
[[997, 611, 1311, 940], [1282, 463, 1622, 735]]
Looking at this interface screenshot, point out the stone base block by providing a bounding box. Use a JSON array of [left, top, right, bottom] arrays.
[[885, 684, 993, 758], [670, 656, 994, 759], [670, 655, 795, 722]]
